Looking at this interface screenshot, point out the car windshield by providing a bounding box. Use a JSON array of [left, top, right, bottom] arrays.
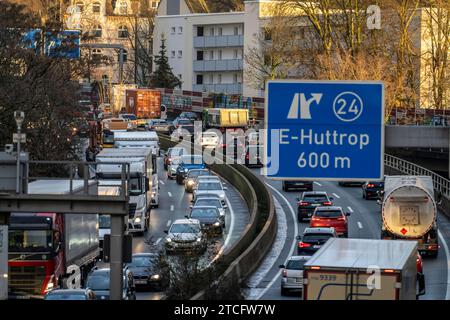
[[170, 223, 200, 234], [45, 294, 86, 300], [178, 119, 192, 125], [9, 230, 52, 252], [181, 155, 203, 165], [99, 215, 111, 229], [127, 256, 156, 268], [314, 210, 343, 218], [195, 199, 221, 207], [197, 182, 222, 191], [303, 195, 328, 202], [191, 208, 218, 218], [188, 171, 209, 178], [302, 234, 333, 243], [286, 259, 307, 270], [86, 274, 109, 291]]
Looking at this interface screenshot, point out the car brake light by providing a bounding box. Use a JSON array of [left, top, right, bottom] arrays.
[[323, 201, 332, 206], [367, 184, 374, 188], [282, 269, 287, 277], [298, 242, 311, 248], [246, 154, 250, 160], [299, 202, 310, 206], [337, 217, 346, 221]]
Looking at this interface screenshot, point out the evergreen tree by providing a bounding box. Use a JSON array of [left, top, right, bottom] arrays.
[[148, 35, 182, 89]]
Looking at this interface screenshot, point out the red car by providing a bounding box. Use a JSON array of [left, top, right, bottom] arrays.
[[310, 206, 350, 237]]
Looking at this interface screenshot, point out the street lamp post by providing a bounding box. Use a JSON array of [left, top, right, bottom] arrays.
[[14, 111, 25, 194]]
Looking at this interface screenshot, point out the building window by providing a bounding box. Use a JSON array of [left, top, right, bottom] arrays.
[[210, 27, 214, 36], [218, 74, 222, 84], [209, 74, 213, 83], [119, 1, 128, 14], [233, 74, 238, 83], [178, 50, 182, 58], [196, 74, 203, 85], [218, 50, 222, 60], [118, 25, 129, 38], [92, 25, 102, 38], [75, 1, 84, 13], [218, 27, 222, 36], [118, 49, 128, 62], [171, 27, 176, 34], [197, 51, 203, 61], [234, 26, 239, 35], [197, 26, 204, 37], [264, 27, 272, 41], [92, 2, 101, 13], [178, 27, 183, 34], [151, 1, 158, 8], [171, 51, 175, 58], [92, 48, 102, 61], [209, 51, 214, 60], [234, 49, 238, 59]]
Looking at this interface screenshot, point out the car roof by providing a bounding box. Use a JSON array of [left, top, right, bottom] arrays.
[[288, 255, 311, 262], [197, 176, 220, 180], [303, 227, 335, 234], [315, 206, 342, 211], [173, 218, 200, 225], [303, 191, 328, 196]]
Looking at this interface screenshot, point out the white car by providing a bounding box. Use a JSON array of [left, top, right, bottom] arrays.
[[199, 132, 219, 148], [280, 255, 311, 296], [193, 180, 227, 205], [164, 219, 206, 254]]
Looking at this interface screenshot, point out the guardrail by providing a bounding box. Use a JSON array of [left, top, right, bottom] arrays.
[[157, 134, 276, 299], [385, 153, 450, 218]]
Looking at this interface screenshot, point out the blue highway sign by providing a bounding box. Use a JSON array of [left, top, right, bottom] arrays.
[[264, 80, 384, 181]]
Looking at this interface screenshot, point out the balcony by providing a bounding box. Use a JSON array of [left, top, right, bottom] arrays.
[[193, 83, 243, 94], [193, 59, 243, 72], [193, 35, 244, 48]]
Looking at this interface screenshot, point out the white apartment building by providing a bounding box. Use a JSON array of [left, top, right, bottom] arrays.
[[154, 0, 245, 94]]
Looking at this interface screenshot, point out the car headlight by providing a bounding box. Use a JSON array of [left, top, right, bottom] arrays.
[[188, 180, 194, 185], [196, 237, 202, 242], [166, 237, 172, 243], [184, 168, 188, 172], [214, 222, 220, 227], [151, 274, 160, 280], [134, 217, 141, 224]]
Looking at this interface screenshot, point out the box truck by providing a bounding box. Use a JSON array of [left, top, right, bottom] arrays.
[[125, 89, 161, 119], [203, 108, 249, 130], [303, 238, 425, 300]]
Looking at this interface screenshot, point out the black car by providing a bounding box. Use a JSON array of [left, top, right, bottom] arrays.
[[282, 180, 313, 192], [187, 206, 223, 235], [125, 253, 168, 290], [338, 181, 364, 187], [244, 145, 263, 168], [44, 289, 96, 300], [297, 227, 337, 255], [85, 267, 136, 300], [362, 181, 384, 199], [297, 191, 333, 222]]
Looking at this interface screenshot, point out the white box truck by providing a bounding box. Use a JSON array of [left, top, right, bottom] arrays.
[[303, 238, 425, 300], [381, 176, 438, 257]]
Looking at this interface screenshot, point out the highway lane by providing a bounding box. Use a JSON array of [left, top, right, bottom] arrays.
[[243, 168, 450, 300], [131, 156, 250, 300]]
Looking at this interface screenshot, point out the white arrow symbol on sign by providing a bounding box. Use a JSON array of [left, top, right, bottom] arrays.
[[287, 93, 323, 120]]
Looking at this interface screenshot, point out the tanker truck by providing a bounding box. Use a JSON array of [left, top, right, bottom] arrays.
[[381, 176, 438, 258]]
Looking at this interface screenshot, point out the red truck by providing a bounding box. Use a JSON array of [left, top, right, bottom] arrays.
[[125, 89, 161, 119], [8, 180, 99, 299]]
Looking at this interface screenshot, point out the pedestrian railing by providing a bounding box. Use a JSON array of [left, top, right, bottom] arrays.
[[385, 154, 450, 198]]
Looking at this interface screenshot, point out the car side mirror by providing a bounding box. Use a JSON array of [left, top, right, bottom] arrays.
[[223, 204, 228, 209], [164, 230, 168, 234], [329, 197, 334, 201], [184, 215, 189, 219], [296, 235, 301, 240], [346, 212, 351, 216], [377, 200, 382, 205], [189, 205, 193, 209], [279, 265, 285, 269], [223, 187, 228, 191], [296, 198, 300, 201]]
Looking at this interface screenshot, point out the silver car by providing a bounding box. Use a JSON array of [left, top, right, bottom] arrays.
[[164, 219, 206, 254], [193, 180, 227, 205], [279, 255, 311, 296]]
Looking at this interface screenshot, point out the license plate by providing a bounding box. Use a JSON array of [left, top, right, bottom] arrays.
[[312, 204, 320, 207], [313, 245, 321, 249], [135, 280, 147, 284]]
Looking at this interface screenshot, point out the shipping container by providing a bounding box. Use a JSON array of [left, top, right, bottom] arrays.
[[125, 89, 161, 119]]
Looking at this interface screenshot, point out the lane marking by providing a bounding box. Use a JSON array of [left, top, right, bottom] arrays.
[[155, 238, 162, 245], [254, 183, 298, 300], [357, 222, 363, 229], [438, 230, 450, 300], [166, 220, 172, 227], [168, 192, 172, 197], [332, 193, 341, 199], [314, 182, 322, 187], [347, 206, 354, 213], [170, 205, 174, 211], [159, 180, 165, 185]]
